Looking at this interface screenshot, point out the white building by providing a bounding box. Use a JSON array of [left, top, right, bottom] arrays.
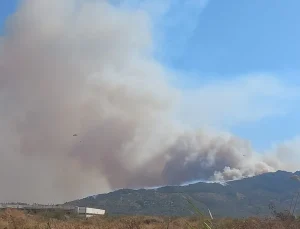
[[75, 207, 106, 218]]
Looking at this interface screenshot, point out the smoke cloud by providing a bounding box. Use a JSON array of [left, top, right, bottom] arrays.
[[0, 0, 298, 203]]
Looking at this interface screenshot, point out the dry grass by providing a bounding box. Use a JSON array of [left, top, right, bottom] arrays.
[[1, 209, 300, 229]]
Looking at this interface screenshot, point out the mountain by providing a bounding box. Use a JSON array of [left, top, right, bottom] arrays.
[[66, 170, 300, 218]]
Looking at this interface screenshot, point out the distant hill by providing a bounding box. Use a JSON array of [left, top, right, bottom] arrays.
[[66, 170, 300, 218]]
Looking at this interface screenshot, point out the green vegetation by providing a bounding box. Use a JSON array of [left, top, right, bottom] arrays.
[[67, 170, 300, 218]]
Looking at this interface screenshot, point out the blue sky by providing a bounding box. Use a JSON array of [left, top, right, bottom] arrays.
[[1, 0, 300, 151], [172, 0, 300, 151], [0, 0, 18, 34], [174, 0, 300, 75]]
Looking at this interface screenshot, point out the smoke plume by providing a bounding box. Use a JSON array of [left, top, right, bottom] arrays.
[[0, 0, 297, 203]]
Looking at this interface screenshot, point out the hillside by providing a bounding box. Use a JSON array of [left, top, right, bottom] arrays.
[[66, 170, 300, 218]]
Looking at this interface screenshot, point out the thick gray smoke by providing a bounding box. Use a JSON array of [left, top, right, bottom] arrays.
[[0, 0, 297, 203]]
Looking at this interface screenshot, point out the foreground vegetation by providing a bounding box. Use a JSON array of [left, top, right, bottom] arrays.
[[1, 209, 300, 229]]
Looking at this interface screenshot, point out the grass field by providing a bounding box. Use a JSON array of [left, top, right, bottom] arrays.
[[1, 208, 300, 229]]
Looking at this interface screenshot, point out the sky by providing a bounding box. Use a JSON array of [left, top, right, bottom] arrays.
[[120, 0, 300, 151], [0, 0, 299, 150], [171, 0, 300, 150], [0, 0, 300, 203]]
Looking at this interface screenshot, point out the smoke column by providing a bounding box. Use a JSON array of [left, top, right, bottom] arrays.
[[0, 0, 296, 203]]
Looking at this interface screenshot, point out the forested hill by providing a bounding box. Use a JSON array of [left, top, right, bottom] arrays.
[[66, 170, 300, 218]]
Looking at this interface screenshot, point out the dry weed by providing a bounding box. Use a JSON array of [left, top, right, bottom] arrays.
[[0, 210, 300, 229]]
